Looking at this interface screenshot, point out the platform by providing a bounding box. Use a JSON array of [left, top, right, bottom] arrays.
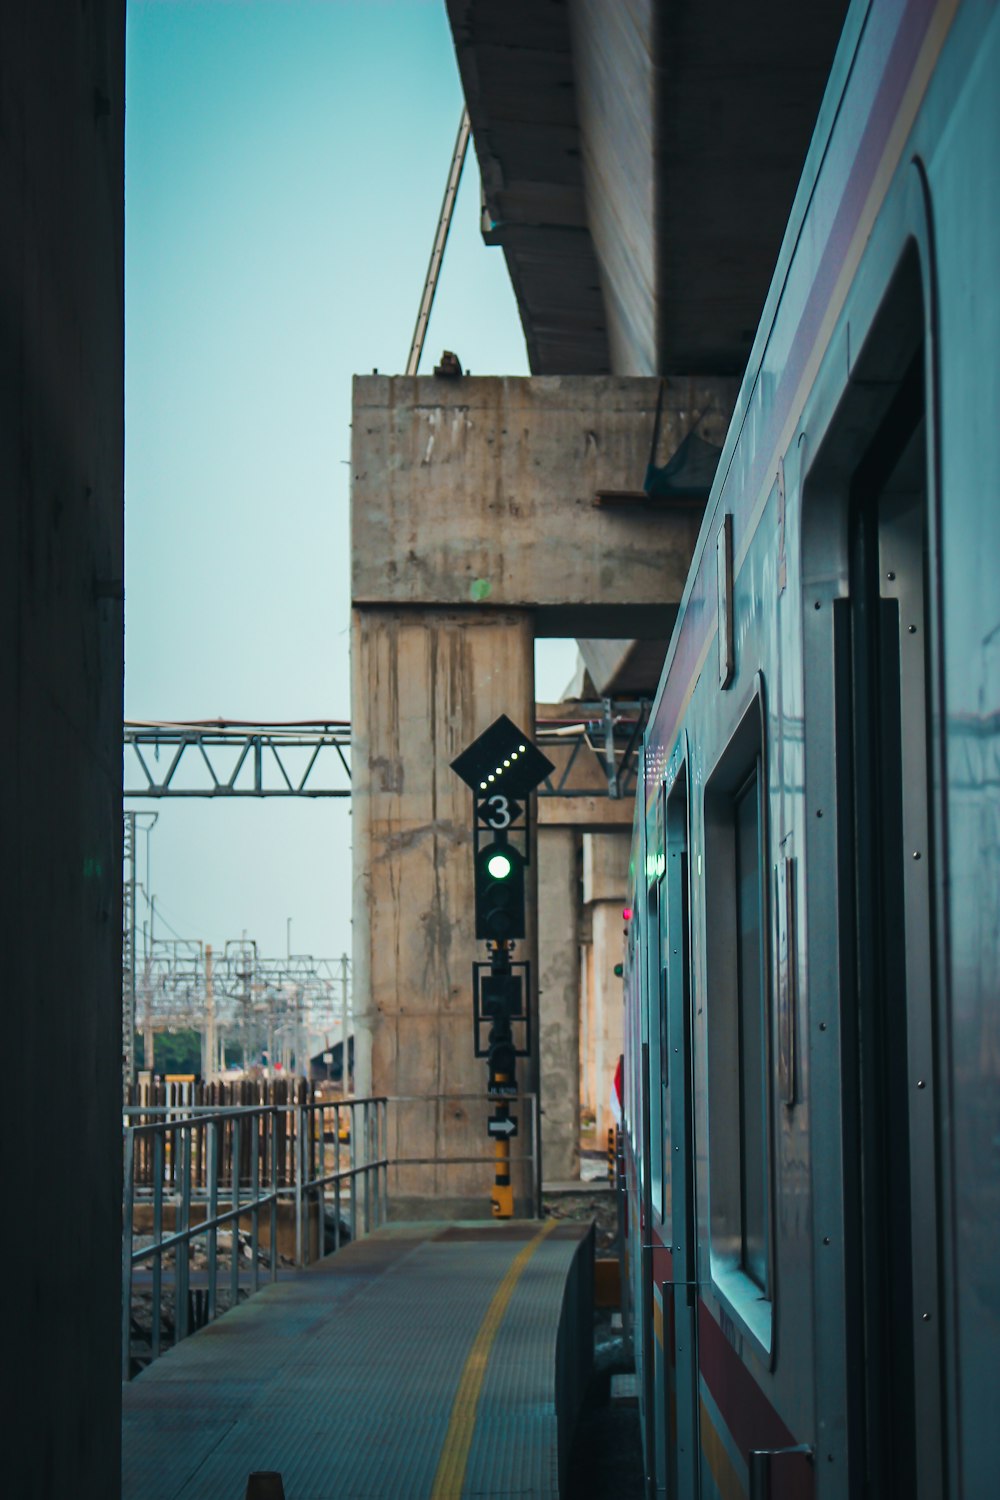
[[123, 1218, 594, 1500]]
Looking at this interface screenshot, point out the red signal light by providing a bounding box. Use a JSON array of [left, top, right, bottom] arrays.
[[622, 907, 633, 921]]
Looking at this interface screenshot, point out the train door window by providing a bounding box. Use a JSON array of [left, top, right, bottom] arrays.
[[647, 877, 663, 1219], [735, 762, 768, 1288], [704, 687, 773, 1348], [666, 759, 700, 1497], [664, 762, 692, 1241]]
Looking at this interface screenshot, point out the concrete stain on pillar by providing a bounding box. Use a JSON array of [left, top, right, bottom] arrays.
[[370, 756, 405, 794]]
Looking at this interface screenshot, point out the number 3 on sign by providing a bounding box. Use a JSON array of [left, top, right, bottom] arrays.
[[485, 794, 511, 829]]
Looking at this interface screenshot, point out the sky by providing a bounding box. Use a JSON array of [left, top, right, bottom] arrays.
[[125, 0, 578, 969]]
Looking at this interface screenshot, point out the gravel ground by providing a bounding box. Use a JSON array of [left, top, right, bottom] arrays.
[[567, 1312, 644, 1498], [542, 1188, 619, 1255]]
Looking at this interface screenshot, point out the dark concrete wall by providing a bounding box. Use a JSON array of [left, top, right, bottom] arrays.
[[0, 3, 125, 1494]]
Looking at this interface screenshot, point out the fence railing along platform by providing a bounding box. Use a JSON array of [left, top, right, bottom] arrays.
[[121, 1089, 541, 1380]]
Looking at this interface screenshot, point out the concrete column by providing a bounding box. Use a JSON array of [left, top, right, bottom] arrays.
[[537, 826, 581, 1182], [583, 832, 630, 1141], [352, 606, 537, 1216]]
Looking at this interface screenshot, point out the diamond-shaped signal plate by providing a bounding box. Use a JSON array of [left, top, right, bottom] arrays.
[[450, 714, 554, 799]]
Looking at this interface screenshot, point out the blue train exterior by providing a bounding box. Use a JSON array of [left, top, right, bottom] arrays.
[[619, 1, 1000, 1496]]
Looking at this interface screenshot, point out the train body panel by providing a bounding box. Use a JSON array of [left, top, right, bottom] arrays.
[[620, 1, 1000, 1495]]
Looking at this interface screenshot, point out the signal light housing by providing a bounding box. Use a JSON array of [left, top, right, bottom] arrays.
[[475, 839, 525, 941]]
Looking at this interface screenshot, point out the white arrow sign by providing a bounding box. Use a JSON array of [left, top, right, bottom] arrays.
[[488, 1114, 518, 1139]]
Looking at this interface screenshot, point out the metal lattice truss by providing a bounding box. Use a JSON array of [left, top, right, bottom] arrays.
[[136, 937, 352, 1042], [124, 721, 351, 798], [535, 700, 649, 800], [124, 703, 649, 800]]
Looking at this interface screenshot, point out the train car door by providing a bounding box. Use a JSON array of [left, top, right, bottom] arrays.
[[664, 757, 700, 1498], [830, 253, 945, 1499]]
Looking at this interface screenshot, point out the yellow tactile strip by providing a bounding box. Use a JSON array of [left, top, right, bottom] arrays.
[[430, 1219, 560, 1500]]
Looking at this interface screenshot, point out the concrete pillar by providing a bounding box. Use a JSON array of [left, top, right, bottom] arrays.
[[537, 826, 582, 1182], [583, 832, 631, 1141], [352, 606, 537, 1216]]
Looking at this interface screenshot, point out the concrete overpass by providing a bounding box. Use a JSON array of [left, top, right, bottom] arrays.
[[448, 0, 849, 376]]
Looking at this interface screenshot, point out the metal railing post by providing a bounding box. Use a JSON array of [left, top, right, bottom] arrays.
[[250, 1113, 260, 1293], [294, 1106, 304, 1267], [333, 1104, 341, 1252], [333, 1106, 338, 1228], [175, 1128, 191, 1342], [151, 1130, 164, 1361], [121, 1129, 135, 1382], [363, 1100, 371, 1235], [207, 1121, 219, 1322], [531, 1092, 542, 1220], [383, 1098, 390, 1226], [349, 1102, 358, 1243], [230, 1116, 242, 1310], [270, 1110, 279, 1283]]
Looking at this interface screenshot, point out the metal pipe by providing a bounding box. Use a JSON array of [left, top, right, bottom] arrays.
[[405, 109, 471, 377]]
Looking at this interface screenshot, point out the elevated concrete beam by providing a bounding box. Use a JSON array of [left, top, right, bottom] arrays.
[[538, 796, 634, 831], [352, 374, 735, 623]]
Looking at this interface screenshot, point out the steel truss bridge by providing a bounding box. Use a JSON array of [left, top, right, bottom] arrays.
[[123, 701, 648, 802], [121, 702, 646, 1081]]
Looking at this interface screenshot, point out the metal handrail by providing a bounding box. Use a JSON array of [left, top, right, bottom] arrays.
[[122, 1091, 540, 1380], [122, 1096, 389, 1379]]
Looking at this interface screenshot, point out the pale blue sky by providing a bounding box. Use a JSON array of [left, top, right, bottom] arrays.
[[125, 0, 576, 965]]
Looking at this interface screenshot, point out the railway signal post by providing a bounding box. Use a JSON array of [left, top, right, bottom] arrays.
[[451, 716, 553, 1217]]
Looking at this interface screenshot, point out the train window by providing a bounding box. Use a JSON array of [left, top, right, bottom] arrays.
[[663, 761, 691, 1246], [734, 762, 768, 1288], [647, 878, 663, 1219], [704, 686, 773, 1347]]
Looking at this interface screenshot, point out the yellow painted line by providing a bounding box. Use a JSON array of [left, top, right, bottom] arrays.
[[430, 1219, 560, 1500], [699, 1394, 745, 1500]]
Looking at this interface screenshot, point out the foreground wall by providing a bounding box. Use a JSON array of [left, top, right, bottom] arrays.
[[0, 3, 125, 1491]]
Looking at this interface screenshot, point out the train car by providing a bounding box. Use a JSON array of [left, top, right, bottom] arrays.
[[619, 0, 1000, 1496]]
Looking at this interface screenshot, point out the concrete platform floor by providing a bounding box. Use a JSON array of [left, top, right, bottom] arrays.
[[123, 1219, 593, 1500]]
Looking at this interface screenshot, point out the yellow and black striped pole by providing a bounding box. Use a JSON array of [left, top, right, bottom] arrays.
[[491, 1094, 514, 1218]]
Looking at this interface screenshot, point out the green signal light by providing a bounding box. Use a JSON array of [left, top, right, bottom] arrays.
[[487, 852, 513, 880]]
